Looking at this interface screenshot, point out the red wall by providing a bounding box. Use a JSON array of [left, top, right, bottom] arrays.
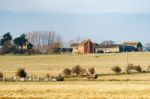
[[84, 41, 94, 53]]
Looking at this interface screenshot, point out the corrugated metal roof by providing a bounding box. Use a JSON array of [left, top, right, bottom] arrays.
[[123, 42, 140, 46]]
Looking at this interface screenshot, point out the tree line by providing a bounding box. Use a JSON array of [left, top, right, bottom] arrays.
[[0, 31, 62, 54]]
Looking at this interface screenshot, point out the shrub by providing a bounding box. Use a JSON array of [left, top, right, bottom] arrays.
[[72, 65, 82, 76], [126, 64, 142, 73], [134, 65, 142, 72], [0, 72, 3, 79], [126, 63, 134, 74], [56, 74, 64, 81], [16, 68, 27, 78], [88, 67, 95, 74], [46, 73, 50, 78], [63, 68, 72, 77], [111, 66, 122, 74]]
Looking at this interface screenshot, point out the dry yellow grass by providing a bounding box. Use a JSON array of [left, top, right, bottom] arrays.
[[0, 81, 150, 99], [0, 52, 150, 99], [0, 52, 150, 77]]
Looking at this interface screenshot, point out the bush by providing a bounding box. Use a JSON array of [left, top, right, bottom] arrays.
[[126, 64, 142, 73], [46, 73, 50, 78], [72, 65, 82, 76], [112, 66, 122, 74], [0, 72, 3, 79], [126, 63, 134, 74], [56, 74, 64, 81], [88, 67, 95, 74], [16, 68, 27, 78], [134, 65, 142, 72], [63, 68, 72, 77]]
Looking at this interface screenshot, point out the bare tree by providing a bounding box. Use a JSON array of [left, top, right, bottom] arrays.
[[76, 36, 80, 49], [26, 31, 62, 53], [100, 40, 115, 46]]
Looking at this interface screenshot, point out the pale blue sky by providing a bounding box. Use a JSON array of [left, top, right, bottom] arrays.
[[0, 0, 150, 43]]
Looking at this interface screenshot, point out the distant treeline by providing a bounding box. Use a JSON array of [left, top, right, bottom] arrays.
[[0, 31, 67, 54]]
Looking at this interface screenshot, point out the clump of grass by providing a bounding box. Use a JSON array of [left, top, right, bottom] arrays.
[[16, 68, 27, 78], [111, 66, 122, 74]]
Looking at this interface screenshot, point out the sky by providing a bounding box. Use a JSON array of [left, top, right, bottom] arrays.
[[0, 0, 150, 43]]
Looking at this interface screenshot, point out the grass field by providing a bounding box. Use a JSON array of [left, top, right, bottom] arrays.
[[0, 81, 150, 99], [0, 52, 150, 99], [0, 52, 150, 77]]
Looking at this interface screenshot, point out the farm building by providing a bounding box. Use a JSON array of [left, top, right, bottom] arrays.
[[70, 39, 95, 53], [123, 42, 142, 51], [17, 41, 34, 54], [19, 41, 33, 51], [95, 44, 120, 53], [70, 43, 79, 53], [95, 42, 143, 53], [71, 41, 143, 53], [119, 45, 138, 52]]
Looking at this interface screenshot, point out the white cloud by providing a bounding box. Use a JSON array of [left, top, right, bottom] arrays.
[[0, 0, 150, 13]]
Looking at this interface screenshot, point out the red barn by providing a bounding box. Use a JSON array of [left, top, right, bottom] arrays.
[[78, 39, 95, 53]]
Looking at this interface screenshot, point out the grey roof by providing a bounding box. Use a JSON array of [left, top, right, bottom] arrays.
[[96, 44, 120, 48]]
